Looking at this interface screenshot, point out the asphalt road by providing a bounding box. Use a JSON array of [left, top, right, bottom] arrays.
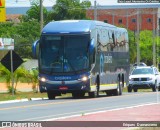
[[0, 92, 159, 121]]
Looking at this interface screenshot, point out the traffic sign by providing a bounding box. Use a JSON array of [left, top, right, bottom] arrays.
[[1, 51, 23, 72], [0, 0, 6, 22]]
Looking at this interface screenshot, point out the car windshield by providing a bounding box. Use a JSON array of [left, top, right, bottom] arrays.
[[132, 68, 154, 75], [133, 63, 147, 66]]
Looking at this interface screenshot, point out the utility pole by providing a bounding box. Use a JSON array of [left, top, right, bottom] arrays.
[[136, 9, 140, 66], [94, 0, 97, 20], [157, 9, 160, 68], [153, 9, 156, 66], [40, 0, 43, 32]]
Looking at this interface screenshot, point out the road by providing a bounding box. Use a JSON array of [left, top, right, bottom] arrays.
[[0, 92, 159, 121]]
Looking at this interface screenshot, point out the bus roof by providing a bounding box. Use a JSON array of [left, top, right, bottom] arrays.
[[42, 20, 117, 34]]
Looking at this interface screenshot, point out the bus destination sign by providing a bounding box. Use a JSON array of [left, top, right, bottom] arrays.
[[118, 0, 160, 3]]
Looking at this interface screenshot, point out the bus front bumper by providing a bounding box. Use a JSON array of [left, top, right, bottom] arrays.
[[39, 79, 90, 93]]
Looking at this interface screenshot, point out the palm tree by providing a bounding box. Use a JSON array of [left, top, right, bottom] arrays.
[[0, 64, 12, 92], [0, 63, 39, 93], [26, 67, 39, 93]]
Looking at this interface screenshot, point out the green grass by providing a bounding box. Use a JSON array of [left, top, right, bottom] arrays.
[[123, 86, 153, 92], [0, 92, 48, 101]]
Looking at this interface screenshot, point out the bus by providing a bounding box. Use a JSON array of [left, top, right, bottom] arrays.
[[32, 20, 130, 99]]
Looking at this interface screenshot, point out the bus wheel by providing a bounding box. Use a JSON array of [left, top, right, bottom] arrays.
[[47, 91, 56, 100], [118, 81, 123, 95], [96, 75, 100, 97], [88, 91, 97, 98], [105, 90, 113, 96], [78, 92, 85, 98], [113, 79, 122, 96]]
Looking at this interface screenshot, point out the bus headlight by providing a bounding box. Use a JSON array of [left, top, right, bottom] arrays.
[[81, 76, 88, 81], [40, 77, 47, 82]]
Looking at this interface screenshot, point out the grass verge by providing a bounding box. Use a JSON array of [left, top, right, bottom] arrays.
[[0, 91, 47, 101], [0, 88, 154, 102]]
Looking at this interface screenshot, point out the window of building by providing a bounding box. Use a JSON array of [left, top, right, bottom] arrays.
[[147, 18, 152, 23], [118, 19, 122, 24], [132, 18, 136, 23], [104, 20, 108, 23]]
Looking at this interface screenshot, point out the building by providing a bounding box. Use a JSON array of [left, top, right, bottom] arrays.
[[87, 3, 160, 31], [5, 0, 160, 31]]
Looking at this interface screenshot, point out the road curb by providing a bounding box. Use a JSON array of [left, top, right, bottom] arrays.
[[0, 98, 29, 104], [0, 98, 49, 104]]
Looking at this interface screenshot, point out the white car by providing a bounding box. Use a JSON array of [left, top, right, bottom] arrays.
[[128, 66, 160, 92]]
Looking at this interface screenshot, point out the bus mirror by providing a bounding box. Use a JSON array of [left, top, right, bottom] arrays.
[[32, 40, 39, 59], [89, 39, 96, 64], [89, 39, 95, 53]]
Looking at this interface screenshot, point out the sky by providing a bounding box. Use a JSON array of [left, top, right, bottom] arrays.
[[6, 0, 160, 7]]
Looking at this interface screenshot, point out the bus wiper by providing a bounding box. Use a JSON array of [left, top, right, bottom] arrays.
[[65, 57, 77, 75]]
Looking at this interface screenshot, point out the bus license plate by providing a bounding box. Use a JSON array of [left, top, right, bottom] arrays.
[[59, 86, 68, 90]]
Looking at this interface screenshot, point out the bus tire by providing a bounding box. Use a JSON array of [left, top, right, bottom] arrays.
[[88, 91, 97, 98], [113, 76, 122, 96], [106, 90, 114, 96], [96, 75, 100, 97], [47, 91, 56, 100]]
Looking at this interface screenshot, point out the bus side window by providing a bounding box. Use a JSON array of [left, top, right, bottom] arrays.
[[90, 48, 96, 65], [89, 39, 96, 65]]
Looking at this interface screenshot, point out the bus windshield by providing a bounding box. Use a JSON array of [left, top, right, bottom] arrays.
[[39, 34, 90, 74]]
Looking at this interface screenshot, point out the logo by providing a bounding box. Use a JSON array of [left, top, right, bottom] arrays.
[[55, 76, 71, 80], [2, 122, 11, 128]]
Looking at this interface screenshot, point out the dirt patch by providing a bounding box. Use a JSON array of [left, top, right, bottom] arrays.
[[0, 83, 33, 92]]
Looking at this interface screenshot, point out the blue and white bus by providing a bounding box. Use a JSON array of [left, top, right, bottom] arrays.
[[32, 20, 130, 99]]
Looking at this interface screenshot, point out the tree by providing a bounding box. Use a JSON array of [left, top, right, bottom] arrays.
[[27, 68, 39, 92], [15, 19, 40, 58], [0, 22, 17, 37], [139, 30, 153, 65], [48, 0, 91, 21], [0, 20, 40, 59], [128, 30, 137, 64], [0, 63, 39, 94], [22, 1, 49, 24], [128, 30, 160, 66]]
